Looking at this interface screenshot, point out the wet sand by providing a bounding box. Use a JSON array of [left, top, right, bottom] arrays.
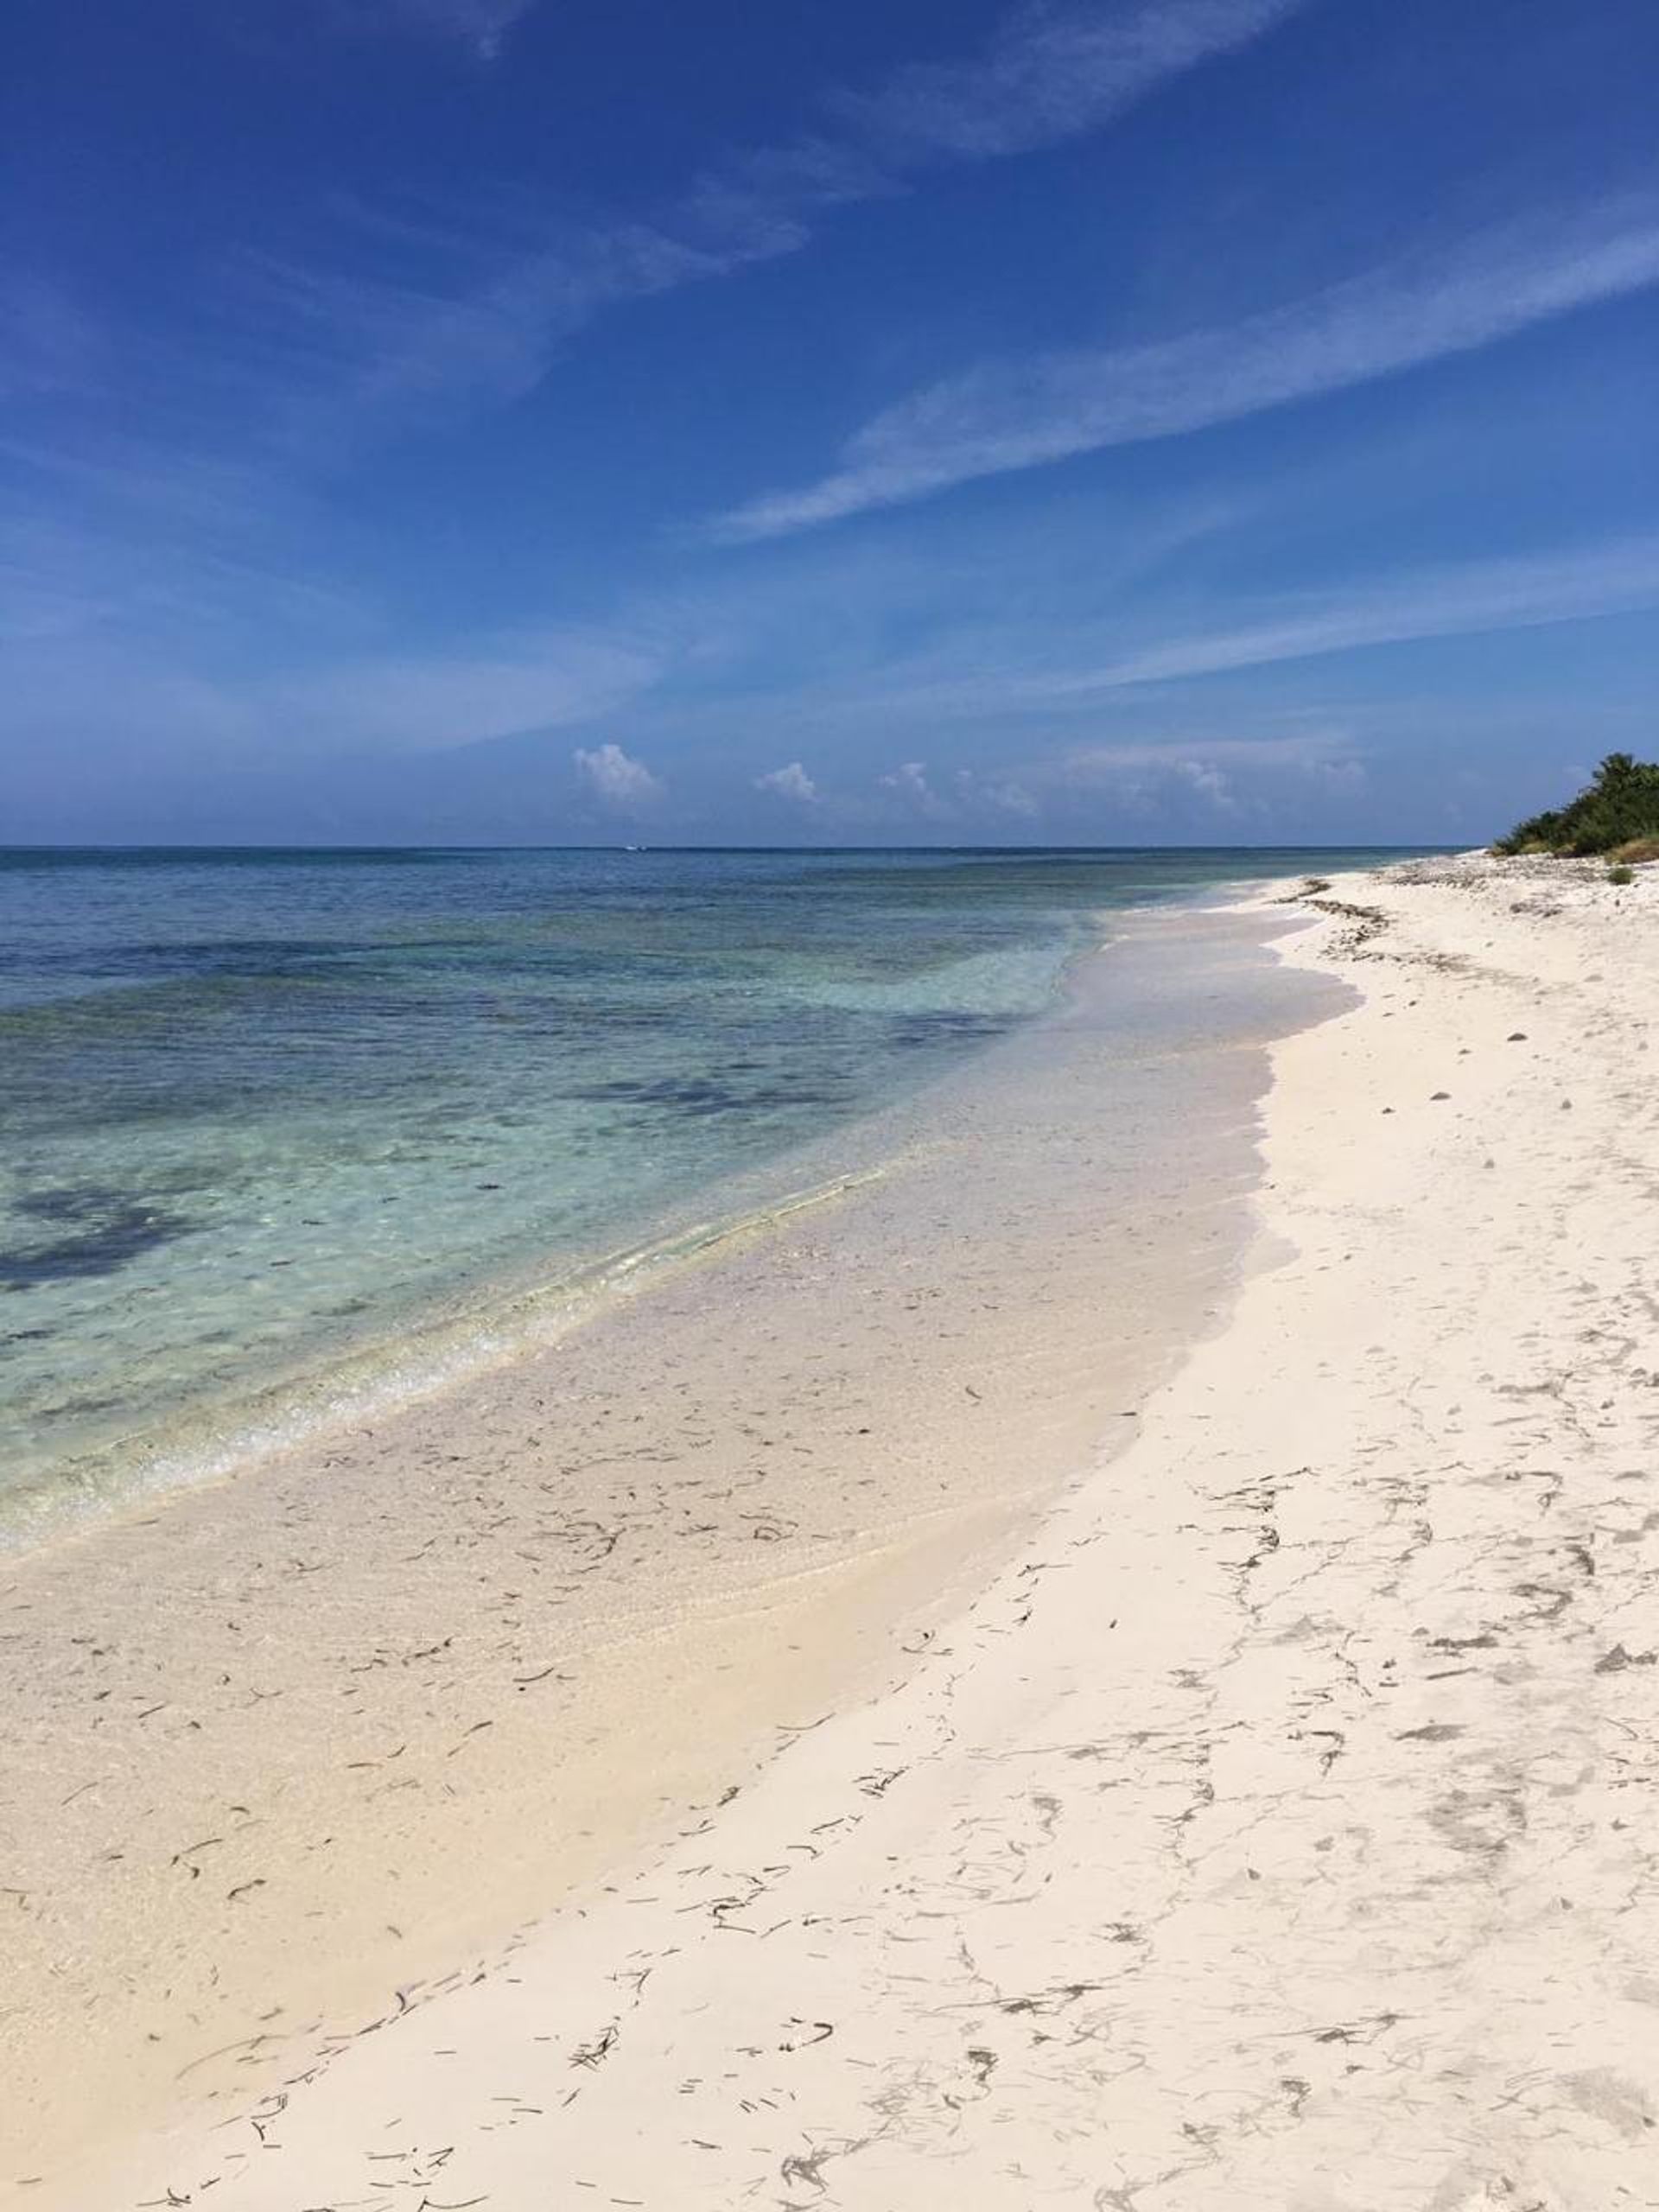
[[0, 900, 1329, 2196]]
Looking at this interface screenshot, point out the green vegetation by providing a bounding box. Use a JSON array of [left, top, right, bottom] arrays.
[[1608, 865, 1635, 886], [1495, 753, 1659, 859]]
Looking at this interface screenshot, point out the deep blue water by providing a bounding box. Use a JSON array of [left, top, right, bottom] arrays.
[[0, 845, 1416, 1524]]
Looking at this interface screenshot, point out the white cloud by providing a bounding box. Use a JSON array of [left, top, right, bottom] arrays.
[[879, 759, 957, 820], [1173, 757, 1236, 807], [753, 760, 819, 803], [881, 759, 931, 798], [573, 740, 664, 808], [709, 197, 1659, 540]]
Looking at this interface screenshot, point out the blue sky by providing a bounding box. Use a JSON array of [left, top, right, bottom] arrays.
[[3, 0, 1656, 845]]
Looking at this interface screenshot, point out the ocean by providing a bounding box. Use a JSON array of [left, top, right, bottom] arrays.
[[0, 844, 1404, 1536]]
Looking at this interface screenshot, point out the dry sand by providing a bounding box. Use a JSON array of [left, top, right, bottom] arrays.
[[10, 853, 1659, 2209]]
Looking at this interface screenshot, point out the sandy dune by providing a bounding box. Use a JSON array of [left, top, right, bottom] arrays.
[[22, 855, 1659, 2209]]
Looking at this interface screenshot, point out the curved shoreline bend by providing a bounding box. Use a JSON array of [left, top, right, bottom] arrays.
[[13, 852, 1659, 2209], [3, 898, 1326, 2195]]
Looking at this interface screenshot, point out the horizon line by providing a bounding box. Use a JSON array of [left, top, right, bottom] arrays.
[[0, 838, 1459, 856]]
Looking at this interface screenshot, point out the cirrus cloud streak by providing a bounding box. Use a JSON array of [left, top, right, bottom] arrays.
[[709, 198, 1659, 542]]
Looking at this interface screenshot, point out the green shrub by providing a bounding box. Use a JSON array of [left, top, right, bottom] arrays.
[[1495, 753, 1659, 857], [1608, 864, 1635, 886]]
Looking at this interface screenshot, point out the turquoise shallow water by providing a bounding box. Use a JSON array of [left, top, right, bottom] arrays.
[[0, 845, 1412, 1529]]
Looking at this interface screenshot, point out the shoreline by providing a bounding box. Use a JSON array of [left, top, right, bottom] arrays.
[[14, 850, 1656, 2209], [6, 849, 1370, 1556], [0, 875, 1273, 1555], [33, 846, 1659, 2211], [0, 1157, 887, 1555], [2, 897, 1326, 2195]]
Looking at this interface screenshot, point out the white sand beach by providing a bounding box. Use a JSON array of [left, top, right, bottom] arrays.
[[9, 854, 1659, 2210]]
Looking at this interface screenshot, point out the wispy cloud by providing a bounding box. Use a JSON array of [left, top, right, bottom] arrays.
[[221, 0, 1315, 454], [1021, 533, 1659, 694], [275, 633, 662, 752], [0, 276, 102, 404], [709, 198, 1659, 540], [0, 0, 1313, 676], [835, 0, 1309, 162], [316, 0, 540, 60], [577, 528, 1659, 774], [1058, 728, 1360, 779], [1, 2, 1308, 679], [224, 219, 755, 447], [3, 588, 664, 772]]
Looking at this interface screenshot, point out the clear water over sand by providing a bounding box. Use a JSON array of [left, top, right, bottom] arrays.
[[0, 844, 1402, 1532]]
